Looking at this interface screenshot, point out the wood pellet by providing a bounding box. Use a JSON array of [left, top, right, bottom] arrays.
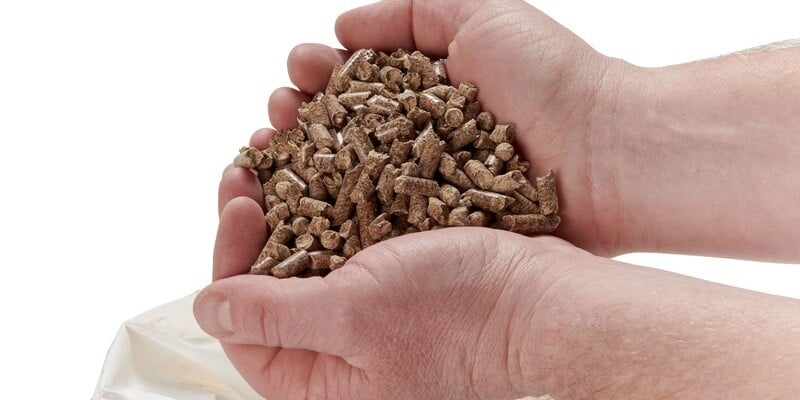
[[233, 48, 561, 278]]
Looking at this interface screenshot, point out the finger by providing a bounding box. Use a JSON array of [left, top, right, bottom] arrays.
[[335, 0, 482, 56], [196, 229, 496, 353], [220, 344, 353, 399], [221, 163, 235, 177], [288, 43, 349, 95], [220, 344, 281, 396], [218, 165, 262, 216], [213, 196, 266, 280], [249, 127, 276, 149], [194, 274, 358, 356], [268, 87, 310, 130], [198, 228, 561, 357]]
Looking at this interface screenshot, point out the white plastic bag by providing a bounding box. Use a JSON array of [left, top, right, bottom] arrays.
[[92, 293, 261, 400], [93, 293, 549, 400]]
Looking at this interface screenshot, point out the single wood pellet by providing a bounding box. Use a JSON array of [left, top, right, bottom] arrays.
[[233, 48, 561, 278]]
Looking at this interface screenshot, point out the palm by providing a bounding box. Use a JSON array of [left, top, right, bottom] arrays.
[[440, 6, 617, 252], [263, 1, 623, 254], [217, 229, 552, 399]]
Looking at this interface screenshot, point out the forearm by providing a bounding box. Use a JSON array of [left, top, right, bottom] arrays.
[[609, 43, 800, 261], [520, 256, 800, 399]]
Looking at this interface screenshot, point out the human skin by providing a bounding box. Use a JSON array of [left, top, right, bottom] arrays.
[[198, 0, 800, 398], [608, 45, 800, 261]]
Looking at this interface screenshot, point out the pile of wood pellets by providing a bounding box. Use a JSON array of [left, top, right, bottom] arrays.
[[233, 49, 560, 278]]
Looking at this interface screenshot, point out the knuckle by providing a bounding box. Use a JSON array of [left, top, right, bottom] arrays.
[[238, 290, 283, 347]]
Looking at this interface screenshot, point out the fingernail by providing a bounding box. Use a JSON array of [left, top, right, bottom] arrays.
[[195, 292, 234, 338]]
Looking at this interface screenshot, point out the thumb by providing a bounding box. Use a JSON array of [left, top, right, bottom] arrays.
[[193, 273, 359, 356], [193, 228, 497, 356]]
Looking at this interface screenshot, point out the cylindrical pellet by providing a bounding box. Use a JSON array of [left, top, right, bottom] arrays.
[[320, 230, 343, 250], [484, 154, 503, 176], [457, 82, 478, 103], [376, 164, 399, 209], [297, 197, 332, 217], [498, 214, 560, 234], [273, 169, 308, 196], [464, 101, 482, 121], [491, 171, 524, 192], [321, 94, 348, 128], [464, 159, 494, 190], [467, 210, 491, 227], [298, 101, 330, 127], [262, 242, 291, 261], [444, 107, 464, 128], [266, 222, 293, 246], [338, 91, 372, 109], [406, 106, 430, 128], [349, 173, 376, 204], [343, 236, 362, 258], [356, 200, 378, 247], [494, 142, 515, 161], [476, 111, 496, 131], [418, 93, 446, 118], [233, 147, 264, 169], [394, 175, 441, 197], [403, 71, 421, 91], [408, 195, 428, 226], [295, 233, 322, 251], [506, 190, 541, 214], [250, 256, 278, 275], [313, 151, 336, 173], [338, 219, 357, 239], [438, 153, 474, 191], [329, 255, 347, 270], [536, 170, 558, 215], [448, 206, 470, 226], [367, 95, 401, 116], [388, 140, 413, 167], [308, 216, 331, 237], [308, 250, 335, 271], [463, 189, 514, 213], [368, 213, 392, 240], [265, 202, 290, 231], [322, 172, 342, 198], [447, 120, 478, 151], [390, 193, 409, 216], [427, 197, 449, 225], [363, 150, 391, 180], [290, 216, 310, 236], [439, 184, 461, 208], [400, 161, 420, 177], [489, 124, 516, 143], [418, 139, 445, 179], [396, 89, 417, 111], [271, 250, 311, 278], [308, 173, 328, 201]]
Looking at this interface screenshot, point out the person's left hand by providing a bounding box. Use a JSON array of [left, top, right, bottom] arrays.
[[195, 191, 588, 399]]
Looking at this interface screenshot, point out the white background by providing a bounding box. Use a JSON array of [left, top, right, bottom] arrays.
[[0, 0, 798, 397]]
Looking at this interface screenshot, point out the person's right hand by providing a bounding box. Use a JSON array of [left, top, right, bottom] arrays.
[[258, 0, 634, 255], [200, 194, 800, 400]]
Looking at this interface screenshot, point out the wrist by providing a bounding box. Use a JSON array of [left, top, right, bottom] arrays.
[[579, 59, 653, 255], [585, 60, 748, 256], [506, 245, 599, 397], [516, 254, 800, 399], [602, 56, 800, 259]]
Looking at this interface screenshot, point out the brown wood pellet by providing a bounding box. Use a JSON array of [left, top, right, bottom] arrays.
[[233, 48, 561, 278]]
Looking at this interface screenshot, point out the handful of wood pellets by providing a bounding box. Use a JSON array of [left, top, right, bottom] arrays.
[[233, 49, 560, 278]]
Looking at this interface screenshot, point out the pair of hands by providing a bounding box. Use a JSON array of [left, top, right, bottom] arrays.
[[194, 0, 800, 399]]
